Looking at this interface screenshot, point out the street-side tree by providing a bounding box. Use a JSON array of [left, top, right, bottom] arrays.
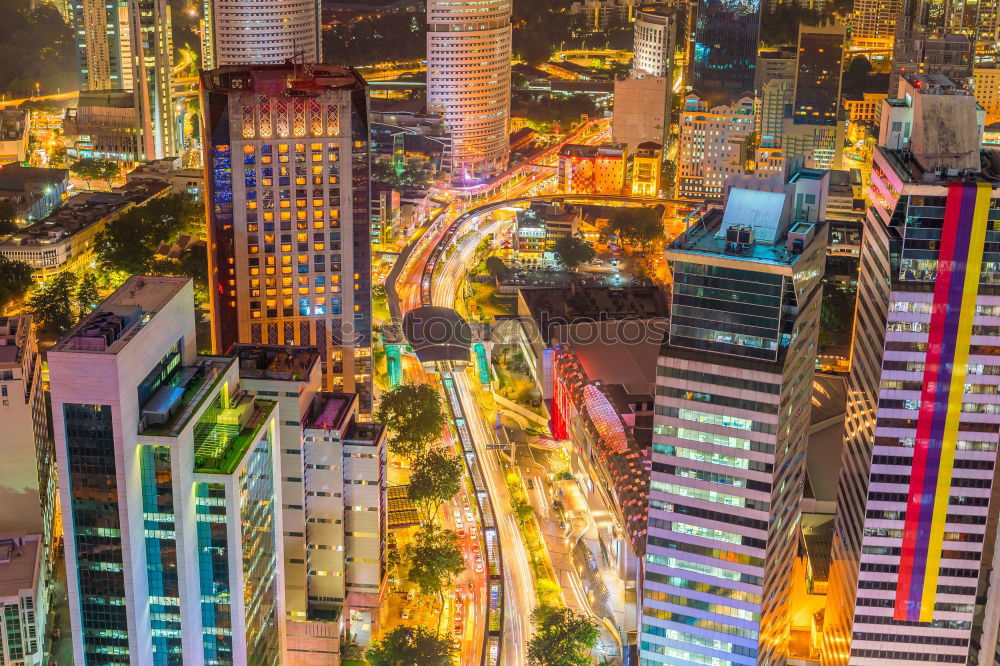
[[552, 234, 595, 270], [365, 626, 453, 666], [474, 233, 495, 264], [375, 383, 447, 458], [70, 158, 119, 189], [608, 206, 664, 251], [408, 448, 464, 525], [75, 271, 100, 315], [27, 271, 79, 334], [0, 256, 33, 314], [527, 605, 599, 666], [405, 524, 465, 598]]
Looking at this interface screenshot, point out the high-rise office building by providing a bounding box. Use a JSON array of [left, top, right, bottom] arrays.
[[793, 25, 844, 127], [822, 75, 1000, 666], [634, 5, 677, 78], [849, 0, 901, 50], [688, 0, 761, 105], [49, 276, 285, 665], [426, 0, 512, 182], [676, 93, 755, 198], [231, 345, 387, 662], [68, 0, 178, 158], [201, 64, 373, 414], [640, 182, 826, 665], [0, 316, 55, 572], [202, 0, 320, 69]]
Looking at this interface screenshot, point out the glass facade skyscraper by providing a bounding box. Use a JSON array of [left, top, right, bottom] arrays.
[[49, 276, 285, 664], [689, 0, 762, 105], [641, 186, 826, 665]]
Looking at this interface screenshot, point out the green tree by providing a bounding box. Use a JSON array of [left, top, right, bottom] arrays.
[[375, 383, 447, 458], [0, 201, 17, 236], [474, 233, 495, 264], [405, 525, 465, 598], [94, 193, 202, 275], [552, 234, 595, 269], [28, 271, 79, 334], [70, 158, 119, 189], [608, 206, 663, 251], [0, 256, 33, 314], [511, 496, 534, 525], [407, 448, 464, 525], [0, 0, 76, 98], [365, 626, 453, 666], [75, 271, 100, 315], [527, 605, 599, 666]]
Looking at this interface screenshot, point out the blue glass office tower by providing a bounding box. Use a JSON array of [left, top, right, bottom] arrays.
[[49, 277, 284, 664], [689, 0, 762, 105]]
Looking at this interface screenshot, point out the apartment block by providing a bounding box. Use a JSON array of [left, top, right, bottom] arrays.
[[676, 94, 755, 199]]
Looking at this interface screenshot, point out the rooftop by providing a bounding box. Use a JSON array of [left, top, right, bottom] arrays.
[[201, 63, 366, 95], [0, 163, 67, 191], [667, 192, 821, 269], [520, 282, 669, 344], [0, 535, 39, 599], [305, 392, 356, 431], [193, 398, 275, 475], [54, 276, 190, 354], [551, 318, 666, 395], [0, 181, 168, 248], [232, 344, 320, 382], [0, 315, 32, 367], [402, 306, 473, 363]]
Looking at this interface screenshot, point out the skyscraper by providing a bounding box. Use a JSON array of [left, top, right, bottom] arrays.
[[792, 25, 844, 127], [822, 75, 1000, 666], [634, 5, 677, 78], [426, 0, 512, 182], [49, 276, 285, 665], [641, 183, 826, 665], [201, 64, 373, 414], [849, 0, 901, 50], [688, 0, 761, 105], [68, 0, 178, 158], [202, 0, 321, 69], [675, 93, 755, 198]]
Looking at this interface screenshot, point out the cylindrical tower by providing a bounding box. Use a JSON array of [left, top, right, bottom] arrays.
[[208, 0, 320, 66], [426, 0, 512, 183]]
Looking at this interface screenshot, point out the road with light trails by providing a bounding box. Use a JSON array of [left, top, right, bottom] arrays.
[[428, 214, 539, 666]]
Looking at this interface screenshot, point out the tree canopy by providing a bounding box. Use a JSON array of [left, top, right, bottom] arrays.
[[405, 525, 465, 597], [514, 93, 598, 130], [27, 271, 79, 335], [365, 626, 453, 666], [552, 235, 595, 269], [94, 193, 202, 276], [375, 383, 447, 458], [608, 207, 663, 250], [71, 158, 120, 190], [0, 256, 33, 314], [408, 448, 464, 525], [0, 201, 18, 237], [527, 605, 600, 666], [0, 0, 76, 97]]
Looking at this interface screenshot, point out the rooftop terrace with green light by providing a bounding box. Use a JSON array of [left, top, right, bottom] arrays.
[[137, 353, 277, 475]]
